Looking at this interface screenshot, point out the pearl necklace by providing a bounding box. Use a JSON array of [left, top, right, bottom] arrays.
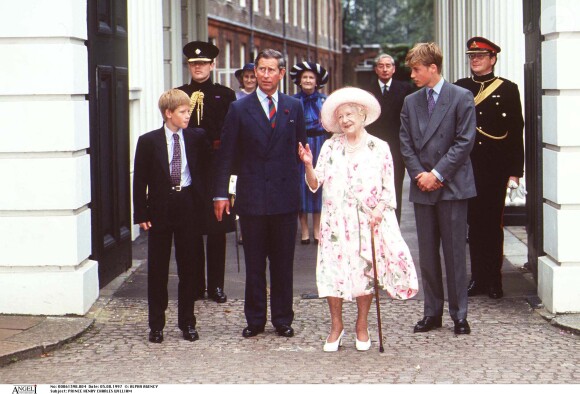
[[345, 132, 366, 153]]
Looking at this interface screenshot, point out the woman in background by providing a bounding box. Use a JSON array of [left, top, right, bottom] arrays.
[[290, 61, 329, 245]]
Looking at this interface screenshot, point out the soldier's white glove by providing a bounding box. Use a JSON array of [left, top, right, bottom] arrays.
[[508, 179, 527, 202]]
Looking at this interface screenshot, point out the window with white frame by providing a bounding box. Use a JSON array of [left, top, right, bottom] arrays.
[[301, 0, 305, 29]]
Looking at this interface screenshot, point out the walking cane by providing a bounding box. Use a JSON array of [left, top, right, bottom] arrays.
[[370, 223, 385, 353]]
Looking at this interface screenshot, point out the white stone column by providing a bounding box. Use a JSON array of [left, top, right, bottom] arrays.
[[538, 0, 580, 313], [0, 0, 98, 315], [435, 0, 524, 89], [128, 0, 165, 240]]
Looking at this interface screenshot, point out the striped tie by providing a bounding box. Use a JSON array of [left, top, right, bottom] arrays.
[[267, 95, 276, 129]]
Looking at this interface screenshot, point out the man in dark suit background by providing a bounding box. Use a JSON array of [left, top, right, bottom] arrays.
[[365, 53, 414, 223], [399, 43, 476, 335], [213, 49, 306, 338], [176, 41, 237, 304], [133, 89, 207, 343]]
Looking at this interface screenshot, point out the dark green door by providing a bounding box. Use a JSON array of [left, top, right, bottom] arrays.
[[87, 0, 132, 287]]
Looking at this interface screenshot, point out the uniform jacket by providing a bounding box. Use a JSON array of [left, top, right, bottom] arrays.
[[133, 126, 207, 231], [399, 80, 477, 205], [213, 91, 307, 216], [177, 78, 237, 233], [177, 79, 236, 142], [454, 74, 524, 177]]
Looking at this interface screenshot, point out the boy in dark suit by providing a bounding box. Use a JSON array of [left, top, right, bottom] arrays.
[[133, 89, 207, 343]]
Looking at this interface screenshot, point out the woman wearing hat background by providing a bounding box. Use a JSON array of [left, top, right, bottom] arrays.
[[290, 61, 329, 245], [298, 87, 418, 352], [234, 63, 256, 99]]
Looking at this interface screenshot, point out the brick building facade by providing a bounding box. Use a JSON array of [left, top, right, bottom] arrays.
[[206, 0, 342, 95]]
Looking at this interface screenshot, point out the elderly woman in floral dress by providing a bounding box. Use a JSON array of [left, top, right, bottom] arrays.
[[298, 87, 418, 352]]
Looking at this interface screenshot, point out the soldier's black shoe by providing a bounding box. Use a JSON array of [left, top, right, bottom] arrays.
[[488, 285, 504, 299], [467, 279, 487, 296], [148, 330, 163, 343], [193, 290, 206, 301], [210, 287, 227, 303]]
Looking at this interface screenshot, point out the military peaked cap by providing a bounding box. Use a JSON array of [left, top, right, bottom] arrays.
[[183, 41, 219, 62], [466, 36, 501, 54]]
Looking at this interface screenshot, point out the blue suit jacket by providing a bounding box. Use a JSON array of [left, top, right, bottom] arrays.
[[399, 80, 477, 205], [214, 91, 307, 215]]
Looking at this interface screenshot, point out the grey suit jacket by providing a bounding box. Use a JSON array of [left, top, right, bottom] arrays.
[[399, 80, 477, 205]]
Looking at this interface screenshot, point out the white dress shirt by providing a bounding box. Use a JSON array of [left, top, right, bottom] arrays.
[[164, 126, 191, 187]]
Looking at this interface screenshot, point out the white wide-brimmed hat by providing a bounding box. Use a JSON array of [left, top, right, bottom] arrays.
[[320, 87, 381, 133]]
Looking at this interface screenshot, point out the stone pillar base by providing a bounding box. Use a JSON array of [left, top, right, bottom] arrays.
[[538, 256, 580, 314], [0, 260, 99, 316]]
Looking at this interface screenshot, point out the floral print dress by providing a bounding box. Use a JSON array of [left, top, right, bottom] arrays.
[[308, 133, 418, 301]]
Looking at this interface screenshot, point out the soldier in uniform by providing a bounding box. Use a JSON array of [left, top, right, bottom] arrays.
[[177, 41, 237, 303], [454, 37, 524, 299]]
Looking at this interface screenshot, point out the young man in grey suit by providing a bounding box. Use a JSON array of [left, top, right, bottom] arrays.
[[213, 49, 306, 338], [399, 43, 477, 335]]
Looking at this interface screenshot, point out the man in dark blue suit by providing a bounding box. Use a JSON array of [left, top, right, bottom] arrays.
[[213, 49, 306, 338]]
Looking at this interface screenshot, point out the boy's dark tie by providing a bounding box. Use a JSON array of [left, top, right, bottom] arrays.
[[170, 133, 181, 186]]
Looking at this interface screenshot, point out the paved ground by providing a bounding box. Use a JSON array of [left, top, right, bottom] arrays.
[[1, 182, 579, 384]]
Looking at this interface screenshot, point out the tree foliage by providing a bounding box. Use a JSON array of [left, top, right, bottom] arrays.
[[342, 0, 434, 46]]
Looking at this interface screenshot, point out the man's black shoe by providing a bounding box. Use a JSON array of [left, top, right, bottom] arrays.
[[242, 326, 264, 338], [182, 326, 200, 342], [210, 287, 227, 303], [488, 285, 504, 299], [148, 330, 164, 343], [413, 316, 442, 333], [467, 279, 486, 297], [275, 325, 294, 337], [454, 319, 471, 335]]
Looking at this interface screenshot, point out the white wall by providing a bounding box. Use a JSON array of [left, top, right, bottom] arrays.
[[538, 0, 580, 313], [0, 0, 98, 315], [128, 0, 166, 240]]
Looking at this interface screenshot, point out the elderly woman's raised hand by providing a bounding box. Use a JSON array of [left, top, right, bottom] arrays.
[[298, 142, 313, 166]]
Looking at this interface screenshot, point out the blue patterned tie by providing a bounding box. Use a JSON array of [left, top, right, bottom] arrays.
[[170, 134, 181, 186], [427, 88, 435, 116], [267, 95, 276, 129]]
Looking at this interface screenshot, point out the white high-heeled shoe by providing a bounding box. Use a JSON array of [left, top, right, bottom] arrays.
[[355, 329, 371, 351], [323, 329, 345, 352]]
